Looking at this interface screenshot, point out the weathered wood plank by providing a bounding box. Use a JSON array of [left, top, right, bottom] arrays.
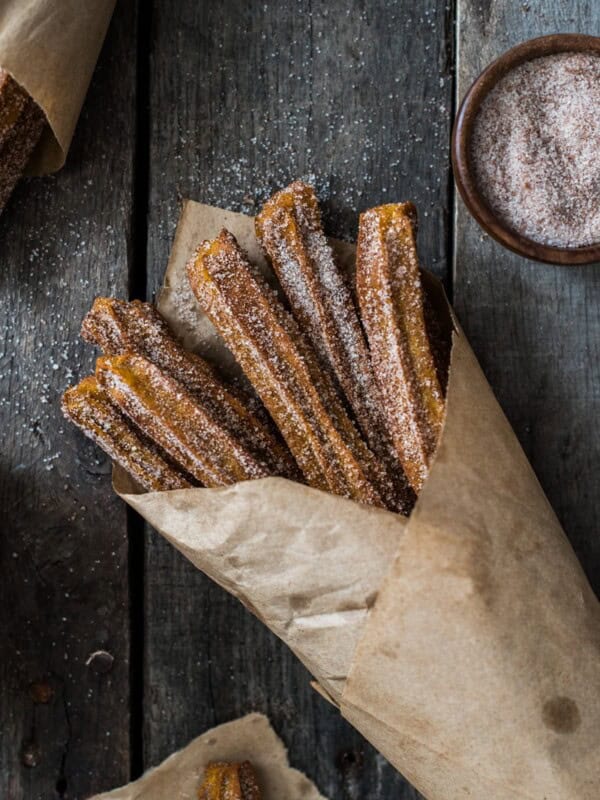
[[145, 2, 452, 797], [0, 4, 137, 798], [455, 0, 600, 593]]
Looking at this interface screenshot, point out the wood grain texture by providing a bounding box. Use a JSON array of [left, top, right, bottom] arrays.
[[454, 1, 600, 593], [0, 3, 137, 798], [145, 1, 452, 798]]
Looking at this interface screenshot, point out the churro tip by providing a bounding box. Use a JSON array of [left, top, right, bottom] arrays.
[[360, 201, 418, 230]]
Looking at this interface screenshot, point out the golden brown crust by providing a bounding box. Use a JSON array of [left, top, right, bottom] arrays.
[[187, 229, 392, 510], [0, 69, 45, 212], [81, 298, 220, 389], [82, 297, 300, 480], [256, 181, 414, 513], [96, 354, 274, 487], [356, 203, 445, 493], [61, 376, 192, 492], [198, 761, 261, 800]]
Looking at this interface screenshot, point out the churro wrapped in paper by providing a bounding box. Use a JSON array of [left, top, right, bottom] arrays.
[[0, 0, 116, 173], [113, 201, 600, 799]]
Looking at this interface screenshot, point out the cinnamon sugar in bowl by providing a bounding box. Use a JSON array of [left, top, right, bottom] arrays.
[[452, 34, 600, 265]]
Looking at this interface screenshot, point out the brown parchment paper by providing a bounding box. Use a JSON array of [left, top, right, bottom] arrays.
[[90, 713, 327, 800], [0, 0, 116, 173], [116, 201, 600, 799]]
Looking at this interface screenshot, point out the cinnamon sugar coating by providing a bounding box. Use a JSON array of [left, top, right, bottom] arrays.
[[471, 52, 600, 248], [61, 376, 192, 492], [0, 69, 45, 212], [256, 181, 413, 513], [0, 69, 29, 148], [187, 230, 394, 510], [96, 354, 276, 487], [64, 190, 450, 508], [356, 203, 445, 492], [82, 297, 299, 480]]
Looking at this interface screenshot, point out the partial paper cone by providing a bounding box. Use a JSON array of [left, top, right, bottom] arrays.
[[0, 0, 116, 172]]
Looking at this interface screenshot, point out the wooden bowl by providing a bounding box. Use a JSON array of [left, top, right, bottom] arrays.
[[452, 34, 600, 265]]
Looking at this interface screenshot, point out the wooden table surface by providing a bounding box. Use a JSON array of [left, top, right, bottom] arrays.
[[1, 2, 599, 798]]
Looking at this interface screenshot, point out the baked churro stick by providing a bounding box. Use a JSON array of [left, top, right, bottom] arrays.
[[356, 203, 445, 493], [96, 354, 274, 488], [82, 297, 299, 480], [0, 69, 45, 212], [187, 230, 393, 511], [256, 180, 414, 511], [0, 69, 29, 148], [61, 377, 192, 492], [198, 761, 261, 800], [81, 298, 222, 393]]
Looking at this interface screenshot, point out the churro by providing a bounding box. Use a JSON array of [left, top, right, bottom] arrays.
[[0, 69, 45, 212], [0, 69, 29, 148], [198, 761, 261, 800], [61, 376, 192, 492], [356, 203, 445, 492], [82, 297, 299, 480], [96, 354, 274, 487], [256, 180, 414, 511], [187, 230, 395, 511]]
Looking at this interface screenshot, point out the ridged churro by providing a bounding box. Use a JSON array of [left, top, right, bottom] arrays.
[[256, 181, 414, 512], [96, 354, 274, 487], [187, 230, 397, 511], [82, 297, 299, 480], [198, 761, 261, 800], [61, 376, 192, 492], [356, 203, 445, 492]]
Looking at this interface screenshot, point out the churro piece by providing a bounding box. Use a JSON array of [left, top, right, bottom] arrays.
[[187, 230, 393, 511], [0, 69, 45, 212], [0, 69, 29, 148], [81, 298, 221, 393], [61, 377, 192, 492], [356, 203, 445, 492], [96, 354, 274, 487], [256, 180, 414, 512], [82, 297, 299, 480], [198, 761, 261, 800]]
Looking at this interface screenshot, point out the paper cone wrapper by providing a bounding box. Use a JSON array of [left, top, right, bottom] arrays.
[[0, 0, 116, 173], [114, 201, 600, 799], [90, 713, 327, 799]]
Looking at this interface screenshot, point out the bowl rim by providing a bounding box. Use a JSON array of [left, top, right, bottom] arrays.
[[451, 33, 600, 265]]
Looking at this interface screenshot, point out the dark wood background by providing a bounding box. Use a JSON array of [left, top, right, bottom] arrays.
[[1, 1, 598, 798]]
